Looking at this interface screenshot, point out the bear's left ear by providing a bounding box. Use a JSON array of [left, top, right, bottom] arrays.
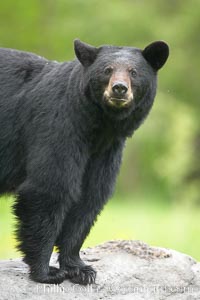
[[74, 39, 99, 67], [142, 41, 169, 71]]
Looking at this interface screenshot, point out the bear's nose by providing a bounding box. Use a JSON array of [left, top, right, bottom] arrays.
[[112, 82, 128, 97]]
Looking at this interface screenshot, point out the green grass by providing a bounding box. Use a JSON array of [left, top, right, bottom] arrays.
[[0, 195, 200, 260], [84, 197, 200, 261]]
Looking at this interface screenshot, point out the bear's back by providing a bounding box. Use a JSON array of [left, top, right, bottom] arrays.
[[0, 48, 50, 101], [0, 47, 47, 66]]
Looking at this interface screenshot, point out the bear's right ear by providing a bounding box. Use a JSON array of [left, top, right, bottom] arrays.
[[142, 41, 169, 71], [74, 39, 99, 67]]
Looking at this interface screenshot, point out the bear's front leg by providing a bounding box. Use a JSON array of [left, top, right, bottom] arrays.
[[56, 202, 98, 285], [13, 138, 88, 284], [13, 180, 68, 284], [56, 140, 124, 284]]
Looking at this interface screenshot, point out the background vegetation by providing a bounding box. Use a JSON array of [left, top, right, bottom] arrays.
[[0, 0, 199, 260]]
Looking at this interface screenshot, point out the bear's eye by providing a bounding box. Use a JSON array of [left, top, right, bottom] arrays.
[[129, 68, 137, 77], [104, 66, 113, 75]]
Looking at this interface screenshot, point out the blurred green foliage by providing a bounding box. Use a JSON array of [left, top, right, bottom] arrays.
[[0, 0, 200, 258]]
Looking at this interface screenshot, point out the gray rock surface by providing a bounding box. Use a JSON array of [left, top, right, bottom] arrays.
[[0, 240, 200, 300]]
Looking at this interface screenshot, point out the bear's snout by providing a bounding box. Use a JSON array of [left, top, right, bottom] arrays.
[[103, 71, 133, 109], [112, 81, 128, 97]]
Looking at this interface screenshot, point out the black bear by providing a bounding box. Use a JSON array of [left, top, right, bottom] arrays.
[[0, 39, 169, 284]]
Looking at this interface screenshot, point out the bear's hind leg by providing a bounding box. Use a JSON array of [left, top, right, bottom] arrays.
[[13, 181, 66, 284]]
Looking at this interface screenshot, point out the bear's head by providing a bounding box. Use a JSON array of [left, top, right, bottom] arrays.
[[74, 39, 169, 120]]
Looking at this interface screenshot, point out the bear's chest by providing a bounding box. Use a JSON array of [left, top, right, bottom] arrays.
[[89, 122, 117, 154]]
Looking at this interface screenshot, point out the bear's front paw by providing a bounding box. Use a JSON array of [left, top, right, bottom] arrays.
[[65, 265, 96, 285], [30, 266, 66, 284]]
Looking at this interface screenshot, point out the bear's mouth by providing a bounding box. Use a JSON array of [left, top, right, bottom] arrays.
[[106, 97, 133, 109]]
